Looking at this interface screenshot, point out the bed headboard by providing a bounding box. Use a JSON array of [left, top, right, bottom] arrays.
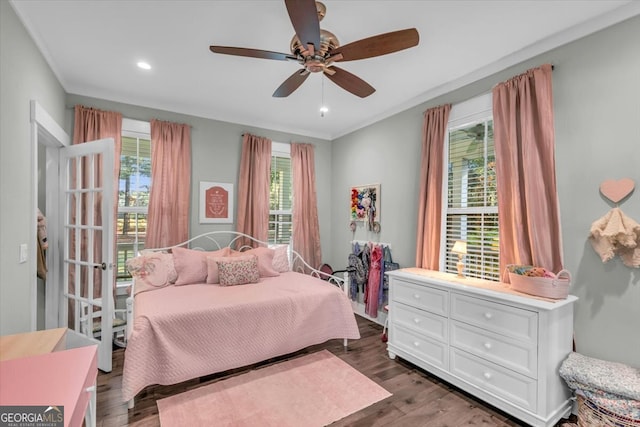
[[141, 231, 346, 289]]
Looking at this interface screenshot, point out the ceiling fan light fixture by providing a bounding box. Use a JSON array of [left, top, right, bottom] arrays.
[[209, 0, 419, 98], [290, 29, 338, 61]]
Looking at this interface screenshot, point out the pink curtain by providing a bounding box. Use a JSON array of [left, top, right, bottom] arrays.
[[291, 143, 322, 271], [236, 133, 271, 247], [71, 106, 122, 319], [415, 104, 451, 269], [146, 120, 191, 248], [493, 63, 563, 279]]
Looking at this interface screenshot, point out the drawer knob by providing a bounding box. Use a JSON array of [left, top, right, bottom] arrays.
[[484, 312, 493, 319], [413, 318, 421, 324], [483, 372, 492, 380], [484, 342, 492, 350], [413, 341, 420, 347]]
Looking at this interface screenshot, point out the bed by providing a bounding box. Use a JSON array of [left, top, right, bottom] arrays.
[[121, 232, 360, 405]]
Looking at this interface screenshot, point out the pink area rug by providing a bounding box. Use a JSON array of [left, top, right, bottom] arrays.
[[157, 350, 391, 426]]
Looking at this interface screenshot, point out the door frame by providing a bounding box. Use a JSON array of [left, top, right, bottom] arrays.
[[30, 100, 70, 330]]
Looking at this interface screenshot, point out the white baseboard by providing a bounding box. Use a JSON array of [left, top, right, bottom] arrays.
[[350, 300, 387, 327]]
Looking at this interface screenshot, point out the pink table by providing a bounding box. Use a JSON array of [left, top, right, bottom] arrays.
[[0, 345, 97, 427]]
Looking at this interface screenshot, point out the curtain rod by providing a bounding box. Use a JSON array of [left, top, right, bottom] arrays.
[[66, 105, 193, 128]]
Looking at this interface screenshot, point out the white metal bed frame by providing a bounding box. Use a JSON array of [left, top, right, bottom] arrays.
[[125, 231, 350, 408]]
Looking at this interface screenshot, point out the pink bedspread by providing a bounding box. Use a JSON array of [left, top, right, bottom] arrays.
[[122, 272, 360, 401]]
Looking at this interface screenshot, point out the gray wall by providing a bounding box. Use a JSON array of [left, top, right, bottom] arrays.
[[65, 94, 333, 254], [0, 1, 66, 335], [330, 15, 640, 367], [3, 0, 638, 368]]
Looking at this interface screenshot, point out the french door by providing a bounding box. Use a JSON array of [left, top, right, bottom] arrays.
[[59, 138, 115, 372]]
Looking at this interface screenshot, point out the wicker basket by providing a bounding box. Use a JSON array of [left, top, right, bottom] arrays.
[[577, 395, 640, 427], [506, 267, 571, 299]]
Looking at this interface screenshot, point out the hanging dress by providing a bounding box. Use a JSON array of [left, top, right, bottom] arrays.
[[348, 242, 365, 301], [380, 245, 396, 306], [378, 245, 387, 307], [365, 244, 382, 317], [361, 243, 371, 302]]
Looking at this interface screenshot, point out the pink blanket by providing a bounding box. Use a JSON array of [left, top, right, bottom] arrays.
[[122, 272, 360, 401]]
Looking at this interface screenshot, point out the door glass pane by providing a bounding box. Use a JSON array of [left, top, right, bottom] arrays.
[[80, 229, 89, 262]]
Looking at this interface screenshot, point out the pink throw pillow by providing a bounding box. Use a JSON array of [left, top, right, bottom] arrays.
[[126, 252, 177, 295], [217, 255, 260, 286], [173, 246, 230, 285], [270, 245, 290, 273], [234, 247, 280, 277], [206, 254, 227, 284]]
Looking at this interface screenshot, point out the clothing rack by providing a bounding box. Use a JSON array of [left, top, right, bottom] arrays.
[[347, 240, 394, 327], [351, 240, 392, 249]]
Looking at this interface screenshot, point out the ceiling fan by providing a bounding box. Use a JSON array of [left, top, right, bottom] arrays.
[[209, 0, 419, 98]]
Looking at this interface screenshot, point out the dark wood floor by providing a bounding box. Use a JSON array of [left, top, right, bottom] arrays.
[[96, 315, 576, 426]]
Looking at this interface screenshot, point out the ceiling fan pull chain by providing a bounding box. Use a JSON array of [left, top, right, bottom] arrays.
[[320, 76, 326, 117]]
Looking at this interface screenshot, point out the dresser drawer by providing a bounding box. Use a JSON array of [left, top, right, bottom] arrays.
[[450, 293, 537, 343], [394, 302, 448, 342], [391, 325, 448, 370], [450, 320, 537, 378], [393, 279, 448, 316], [450, 348, 537, 412]]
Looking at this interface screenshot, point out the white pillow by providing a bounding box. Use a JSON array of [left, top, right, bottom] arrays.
[[270, 245, 290, 273]]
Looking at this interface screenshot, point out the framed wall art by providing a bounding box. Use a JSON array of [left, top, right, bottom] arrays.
[[350, 184, 380, 230], [199, 181, 234, 224]]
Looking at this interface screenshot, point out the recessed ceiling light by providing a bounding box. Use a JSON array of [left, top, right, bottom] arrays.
[[137, 61, 151, 70]]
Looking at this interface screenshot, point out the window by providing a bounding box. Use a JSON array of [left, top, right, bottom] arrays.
[[116, 119, 151, 283], [442, 94, 499, 281], [269, 142, 292, 245]]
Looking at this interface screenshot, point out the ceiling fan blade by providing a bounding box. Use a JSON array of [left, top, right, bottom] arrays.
[[210, 46, 295, 61], [331, 28, 419, 62], [273, 69, 310, 97], [285, 0, 320, 51], [324, 66, 375, 98]]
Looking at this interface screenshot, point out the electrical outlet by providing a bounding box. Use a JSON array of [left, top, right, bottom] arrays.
[[19, 244, 28, 263]]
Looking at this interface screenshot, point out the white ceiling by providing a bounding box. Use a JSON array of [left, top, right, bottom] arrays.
[[10, 0, 640, 140]]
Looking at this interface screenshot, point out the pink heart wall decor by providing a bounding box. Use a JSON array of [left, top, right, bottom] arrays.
[[599, 178, 635, 204]]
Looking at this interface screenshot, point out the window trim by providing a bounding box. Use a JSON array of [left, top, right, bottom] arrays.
[[122, 118, 150, 138], [269, 142, 293, 245], [117, 118, 151, 283], [439, 93, 499, 280]]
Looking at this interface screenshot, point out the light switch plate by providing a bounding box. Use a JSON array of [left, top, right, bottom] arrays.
[[19, 243, 28, 263]]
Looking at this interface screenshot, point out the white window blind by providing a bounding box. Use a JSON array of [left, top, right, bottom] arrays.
[[117, 119, 151, 282], [269, 143, 292, 245], [443, 94, 500, 281]]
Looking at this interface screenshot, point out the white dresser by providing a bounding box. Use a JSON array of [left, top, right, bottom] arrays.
[[386, 268, 577, 427]]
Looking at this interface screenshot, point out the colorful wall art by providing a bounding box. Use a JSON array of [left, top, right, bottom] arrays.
[[350, 184, 380, 231]]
